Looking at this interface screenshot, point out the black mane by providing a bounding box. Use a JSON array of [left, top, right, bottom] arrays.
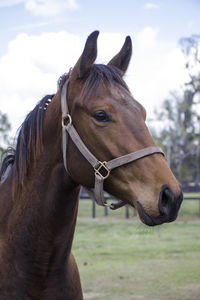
[[0, 94, 55, 186]]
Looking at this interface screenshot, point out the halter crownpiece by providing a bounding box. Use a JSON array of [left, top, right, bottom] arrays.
[[60, 72, 165, 209]]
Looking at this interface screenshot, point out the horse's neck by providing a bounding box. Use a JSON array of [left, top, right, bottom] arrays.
[[0, 158, 81, 286]]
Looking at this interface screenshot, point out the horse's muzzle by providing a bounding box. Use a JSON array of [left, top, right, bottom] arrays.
[[137, 185, 183, 226]]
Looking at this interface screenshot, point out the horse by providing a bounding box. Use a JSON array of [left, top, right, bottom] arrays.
[[0, 31, 183, 299]]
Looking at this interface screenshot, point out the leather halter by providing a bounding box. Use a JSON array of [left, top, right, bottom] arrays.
[[60, 72, 164, 209]]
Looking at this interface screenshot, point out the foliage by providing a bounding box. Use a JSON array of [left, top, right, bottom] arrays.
[[151, 35, 200, 183], [0, 110, 11, 155]]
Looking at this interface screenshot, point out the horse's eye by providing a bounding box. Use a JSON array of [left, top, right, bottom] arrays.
[[93, 110, 111, 122]]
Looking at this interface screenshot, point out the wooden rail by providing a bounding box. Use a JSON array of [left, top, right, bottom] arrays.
[[80, 194, 200, 219], [80, 193, 137, 219]]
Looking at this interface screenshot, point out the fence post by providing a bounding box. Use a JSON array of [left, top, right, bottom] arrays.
[[104, 206, 108, 216], [92, 199, 96, 218], [125, 205, 129, 219], [199, 199, 200, 217]]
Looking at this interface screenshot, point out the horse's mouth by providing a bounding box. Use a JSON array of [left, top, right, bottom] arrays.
[[110, 188, 183, 226], [136, 200, 178, 226]]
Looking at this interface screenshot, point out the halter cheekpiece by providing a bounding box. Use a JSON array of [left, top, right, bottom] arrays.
[[59, 71, 164, 209]]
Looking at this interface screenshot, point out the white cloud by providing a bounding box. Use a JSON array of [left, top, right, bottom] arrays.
[[0, 31, 81, 133], [126, 27, 188, 117], [0, 0, 79, 15], [25, 0, 79, 16], [0, 28, 189, 136], [144, 2, 160, 9]]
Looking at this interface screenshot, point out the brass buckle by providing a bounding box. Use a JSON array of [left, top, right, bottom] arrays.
[[62, 114, 72, 127], [94, 161, 110, 180]]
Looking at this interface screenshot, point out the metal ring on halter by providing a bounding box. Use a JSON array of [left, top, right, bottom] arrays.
[[94, 161, 110, 180], [62, 114, 72, 127]]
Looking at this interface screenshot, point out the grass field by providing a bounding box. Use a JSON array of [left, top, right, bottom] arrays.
[[73, 194, 200, 300]]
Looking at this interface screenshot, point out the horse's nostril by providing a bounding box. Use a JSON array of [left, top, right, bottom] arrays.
[[159, 185, 175, 216]]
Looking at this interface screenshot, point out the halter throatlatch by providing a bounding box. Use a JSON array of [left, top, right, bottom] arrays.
[[60, 73, 164, 209]]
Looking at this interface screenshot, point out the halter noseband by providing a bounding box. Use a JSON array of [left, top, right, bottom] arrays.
[[60, 72, 164, 209]]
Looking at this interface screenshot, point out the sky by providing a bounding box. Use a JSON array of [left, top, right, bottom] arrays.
[[0, 0, 200, 136]]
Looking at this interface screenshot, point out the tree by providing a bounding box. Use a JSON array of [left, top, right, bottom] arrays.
[[0, 111, 11, 154], [179, 34, 200, 94], [151, 35, 200, 183]]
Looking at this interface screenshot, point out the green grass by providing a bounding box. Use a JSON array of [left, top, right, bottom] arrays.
[[74, 193, 200, 299], [73, 219, 200, 300]]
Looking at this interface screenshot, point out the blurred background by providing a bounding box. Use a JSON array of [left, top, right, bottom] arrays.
[[0, 1, 200, 299]]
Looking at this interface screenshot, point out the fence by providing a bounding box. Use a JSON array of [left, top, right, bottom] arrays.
[[183, 196, 200, 217], [80, 192, 200, 219], [80, 193, 137, 219]]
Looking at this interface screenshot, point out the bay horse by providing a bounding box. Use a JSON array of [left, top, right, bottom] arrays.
[[0, 31, 183, 299]]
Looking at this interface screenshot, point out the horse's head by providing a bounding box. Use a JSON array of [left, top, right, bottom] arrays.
[[63, 31, 183, 226]]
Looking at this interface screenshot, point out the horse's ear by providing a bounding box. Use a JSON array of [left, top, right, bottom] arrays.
[[71, 31, 99, 80], [108, 36, 132, 75]]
